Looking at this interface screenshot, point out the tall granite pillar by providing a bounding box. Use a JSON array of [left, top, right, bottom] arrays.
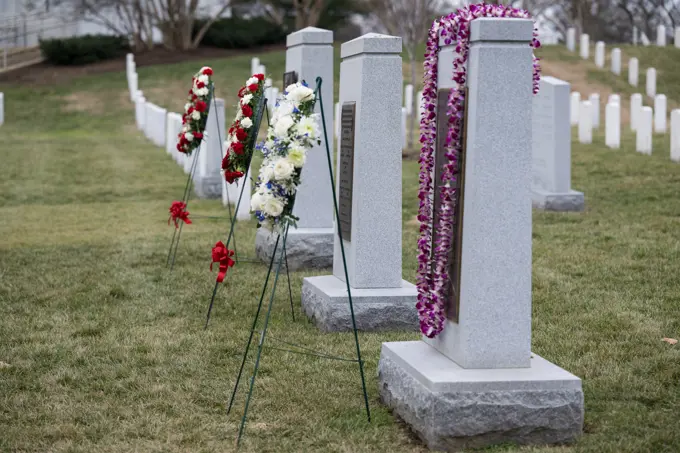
[[377, 18, 584, 450], [255, 27, 335, 270], [194, 97, 225, 198], [300, 33, 418, 331]]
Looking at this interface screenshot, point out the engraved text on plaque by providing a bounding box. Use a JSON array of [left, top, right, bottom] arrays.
[[338, 102, 356, 242]]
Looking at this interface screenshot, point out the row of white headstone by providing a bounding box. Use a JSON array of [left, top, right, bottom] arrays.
[[568, 32, 660, 100], [566, 26, 680, 50], [127, 53, 251, 218], [0, 92, 4, 126], [571, 89, 680, 160]]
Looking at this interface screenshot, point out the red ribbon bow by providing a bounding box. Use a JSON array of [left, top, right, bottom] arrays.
[[211, 241, 235, 283], [168, 201, 192, 228]]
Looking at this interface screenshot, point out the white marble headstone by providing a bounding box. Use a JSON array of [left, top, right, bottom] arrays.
[[611, 48, 621, 75], [646, 68, 657, 98], [654, 94, 667, 133], [566, 28, 576, 51], [404, 84, 414, 115], [570, 92, 580, 126], [629, 58, 639, 86], [657, 25, 666, 46], [671, 110, 680, 161], [636, 106, 653, 154], [589, 93, 600, 129], [580, 34, 589, 59], [594, 41, 605, 67], [578, 101, 592, 144], [630, 93, 642, 131], [605, 102, 620, 149]]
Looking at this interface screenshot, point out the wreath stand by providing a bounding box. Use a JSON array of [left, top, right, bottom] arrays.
[[165, 85, 279, 274], [203, 93, 295, 330], [225, 77, 370, 446]]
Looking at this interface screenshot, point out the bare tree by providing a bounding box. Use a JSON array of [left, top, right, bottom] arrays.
[[73, 0, 232, 51], [369, 0, 443, 150]]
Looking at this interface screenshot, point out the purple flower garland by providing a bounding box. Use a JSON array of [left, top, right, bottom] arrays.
[[416, 4, 541, 338]]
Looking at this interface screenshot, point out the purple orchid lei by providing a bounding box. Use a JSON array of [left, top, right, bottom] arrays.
[[416, 3, 542, 338]]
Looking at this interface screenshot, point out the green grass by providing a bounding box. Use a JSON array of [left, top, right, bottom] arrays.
[[0, 47, 679, 453]]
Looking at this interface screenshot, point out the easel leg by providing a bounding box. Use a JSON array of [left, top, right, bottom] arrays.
[[167, 146, 201, 270], [283, 240, 295, 322], [317, 77, 371, 422], [227, 229, 285, 414], [236, 226, 289, 446]]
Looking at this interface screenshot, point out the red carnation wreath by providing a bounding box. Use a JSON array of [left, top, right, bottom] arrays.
[[176, 66, 214, 156], [222, 73, 266, 184]]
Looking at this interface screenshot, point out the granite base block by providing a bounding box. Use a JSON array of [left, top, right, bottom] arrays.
[[532, 188, 585, 212], [255, 227, 333, 271], [301, 275, 418, 332], [378, 341, 584, 452], [193, 176, 222, 199]]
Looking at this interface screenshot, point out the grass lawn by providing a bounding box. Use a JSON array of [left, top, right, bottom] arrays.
[[0, 47, 679, 453]]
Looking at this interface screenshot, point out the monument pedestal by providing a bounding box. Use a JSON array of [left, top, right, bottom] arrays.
[[379, 341, 584, 451], [531, 188, 585, 212], [301, 275, 418, 332], [193, 175, 222, 199], [255, 228, 334, 270]]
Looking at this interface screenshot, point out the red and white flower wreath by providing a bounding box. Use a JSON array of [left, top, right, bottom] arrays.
[[221, 73, 266, 184], [176, 66, 214, 156]]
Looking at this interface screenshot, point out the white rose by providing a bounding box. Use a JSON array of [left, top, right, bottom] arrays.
[[260, 164, 276, 183], [241, 117, 253, 129], [241, 94, 253, 105], [185, 132, 194, 142], [287, 85, 314, 103], [274, 115, 295, 138], [285, 83, 297, 95], [250, 192, 265, 212], [263, 197, 285, 217], [273, 158, 295, 181], [191, 110, 201, 120]]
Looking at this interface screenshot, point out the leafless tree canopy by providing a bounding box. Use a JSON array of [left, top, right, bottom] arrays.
[[72, 0, 231, 51], [527, 0, 680, 43]]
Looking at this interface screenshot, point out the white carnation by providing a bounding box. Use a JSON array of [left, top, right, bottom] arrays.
[[274, 115, 295, 138], [198, 74, 209, 83], [288, 144, 307, 168], [260, 164, 276, 183], [191, 110, 201, 120], [185, 132, 194, 142], [196, 87, 209, 96], [246, 77, 258, 87], [273, 158, 295, 181], [184, 103, 191, 112], [241, 117, 253, 129], [236, 109, 243, 121], [296, 115, 320, 138], [241, 94, 253, 105]]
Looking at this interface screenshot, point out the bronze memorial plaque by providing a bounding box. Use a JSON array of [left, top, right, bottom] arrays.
[[432, 88, 469, 323], [338, 102, 356, 242], [283, 71, 298, 87]]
